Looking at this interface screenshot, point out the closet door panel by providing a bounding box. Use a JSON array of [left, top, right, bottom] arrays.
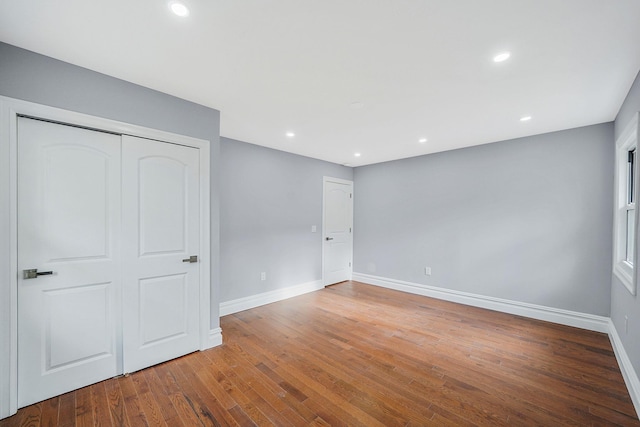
[[122, 135, 200, 373], [17, 117, 121, 407]]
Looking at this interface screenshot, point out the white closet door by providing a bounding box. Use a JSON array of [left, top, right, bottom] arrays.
[[121, 135, 201, 373], [17, 117, 121, 407]]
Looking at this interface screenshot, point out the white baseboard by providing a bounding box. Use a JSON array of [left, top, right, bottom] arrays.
[[207, 327, 223, 348], [352, 273, 610, 333], [608, 320, 640, 417], [220, 280, 324, 316]]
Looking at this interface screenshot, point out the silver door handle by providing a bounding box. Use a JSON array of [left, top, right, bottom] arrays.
[[23, 269, 54, 279], [325, 237, 333, 241], [182, 255, 198, 263]]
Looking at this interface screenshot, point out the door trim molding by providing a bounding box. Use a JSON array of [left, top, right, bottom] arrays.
[[322, 176, 354, 287], [0, 96, 212, 419]]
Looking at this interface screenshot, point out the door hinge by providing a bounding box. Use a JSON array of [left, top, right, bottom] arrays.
[[349, 262, 352, 267], [350, 193, 352, 199], [349, 227, 352, 233]]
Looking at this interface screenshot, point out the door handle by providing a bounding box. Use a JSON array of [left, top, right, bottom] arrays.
[[182, 255, 198, 263], [23, 269, 54, 279], [325, 237, 333, 241]]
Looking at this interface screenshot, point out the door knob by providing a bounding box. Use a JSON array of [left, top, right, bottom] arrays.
[[23, 269, 54, 279], [182, 255, 198, 263], [325, 237, 333, 241]]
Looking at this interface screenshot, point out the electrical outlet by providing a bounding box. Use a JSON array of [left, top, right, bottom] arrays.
[[261, 272, 266, 281], [311, 225, 317, 232], [424, 267, 431, 276]]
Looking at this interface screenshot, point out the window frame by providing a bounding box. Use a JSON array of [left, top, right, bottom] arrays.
[[613, 113, 639, 295]]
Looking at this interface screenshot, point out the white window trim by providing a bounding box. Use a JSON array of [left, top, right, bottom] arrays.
[[613, 112, 639, 295]]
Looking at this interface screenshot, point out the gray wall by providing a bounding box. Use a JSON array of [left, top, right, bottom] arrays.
[[220, 137, 352, 302], [0, 42, 222, 327], [354, 123, 614, 316], [612, 69, 640, 375]]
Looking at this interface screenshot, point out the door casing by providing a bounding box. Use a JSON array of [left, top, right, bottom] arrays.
[[0, 96, 213, 419]]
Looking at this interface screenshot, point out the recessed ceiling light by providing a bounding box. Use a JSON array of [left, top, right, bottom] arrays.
[[493, 52, 511, 63], [286, 132, 295, 138], [418, 138, 427, 143], [169, 1, 189, 17], [520, 115, 532, 122], [354, 153, 361, 157]]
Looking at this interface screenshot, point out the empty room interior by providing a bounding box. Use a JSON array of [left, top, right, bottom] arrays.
[[1, 0, 640, 425]]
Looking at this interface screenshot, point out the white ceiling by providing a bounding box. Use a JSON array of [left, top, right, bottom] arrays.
[[2, 1, 640, 166]]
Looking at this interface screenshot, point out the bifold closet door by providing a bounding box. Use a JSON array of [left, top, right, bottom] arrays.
[[17, 117, 121, 408], [121, 135, 201, 373]]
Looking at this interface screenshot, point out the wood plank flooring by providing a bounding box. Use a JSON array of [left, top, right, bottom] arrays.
[[2, 281, 638, 426]]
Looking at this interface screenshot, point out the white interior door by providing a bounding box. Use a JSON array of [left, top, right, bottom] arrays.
[[17, 117, 121, 407], [121, 136, 200, 373], [323, 178, 353, 286]]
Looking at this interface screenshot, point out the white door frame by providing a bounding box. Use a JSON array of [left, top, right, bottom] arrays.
[[0, 96, 212, 419], [322, 176, 354, 286]]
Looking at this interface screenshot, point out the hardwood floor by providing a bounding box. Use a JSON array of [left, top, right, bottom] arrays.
[[2, 281, 638, 426]]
